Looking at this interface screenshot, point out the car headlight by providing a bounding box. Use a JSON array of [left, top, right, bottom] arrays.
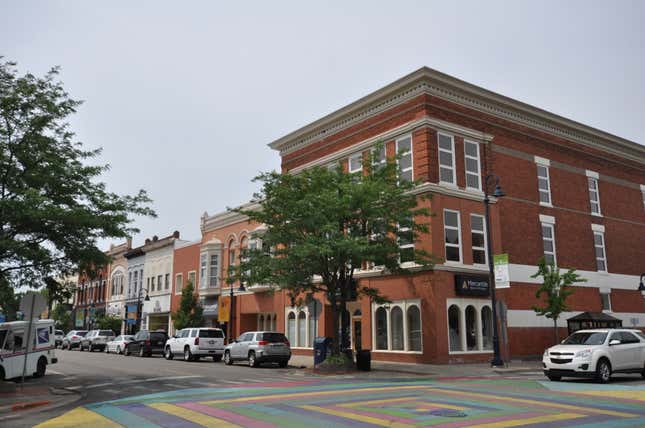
[[574, 349, 592, 360], [543, 349, 549, 357]]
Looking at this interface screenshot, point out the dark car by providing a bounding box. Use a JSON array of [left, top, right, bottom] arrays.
[[124, 330, 168, 357]]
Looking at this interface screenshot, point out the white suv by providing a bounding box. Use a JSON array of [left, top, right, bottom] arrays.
[[164, 328, 225, 362], [543, 329, 645, 383]]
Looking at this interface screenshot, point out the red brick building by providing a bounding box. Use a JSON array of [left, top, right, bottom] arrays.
[[202, 68, 645, 363]]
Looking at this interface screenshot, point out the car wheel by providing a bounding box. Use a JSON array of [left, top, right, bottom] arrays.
[[224, 351, 233, 365], [248, 351, 258, 368], [139, 347, 145, 357], [34, 357, 47, 378], [79, 343, 84, 351], [124, 346, 131, 356], [184, 347, 193, 362], [0, 366, 5, 381], [165, 346, 174, 360], [278, 361, 288, 368], [547, 375, 561, 381], [595, 359, 611, 383], [88, 344, 93, 352], [116, 346, 121, 354], [213, 355, 222, 362]]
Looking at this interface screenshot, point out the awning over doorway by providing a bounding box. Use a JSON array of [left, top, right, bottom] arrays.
[[567, 311, 622, 334]]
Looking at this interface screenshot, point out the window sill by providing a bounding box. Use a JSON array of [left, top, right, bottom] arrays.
[[372, 349, 423, 354], [448, 350, 493, 355], [539, 202, 553, 208], [591, 212, 603, 217]]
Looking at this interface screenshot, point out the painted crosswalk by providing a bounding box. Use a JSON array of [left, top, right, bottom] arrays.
[[37, 377, 645, 427]]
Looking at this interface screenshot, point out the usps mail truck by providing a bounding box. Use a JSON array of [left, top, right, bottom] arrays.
[[0, 319, 58, 380]]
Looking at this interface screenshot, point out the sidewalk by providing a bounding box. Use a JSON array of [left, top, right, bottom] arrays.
[[0, 381, 82, 422], [289, 355, 543, 377]]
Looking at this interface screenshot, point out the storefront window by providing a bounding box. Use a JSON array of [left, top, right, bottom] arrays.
[[287, 312, 295, 344], [297, 311, 306, 347], [391, 307, 404, 350], [466, 305, 477, 351], [448, 305, 461, 352], [375, 307, 388, 350], [481, 306, 493, 350], [407, 306, 421, 351]]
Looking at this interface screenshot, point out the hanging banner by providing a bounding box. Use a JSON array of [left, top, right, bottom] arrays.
[[494, 253, 510, 288], [218, 296, 231, 323]]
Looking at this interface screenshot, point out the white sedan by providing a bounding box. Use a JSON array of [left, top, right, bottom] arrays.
[[105, 335, 134, 354]]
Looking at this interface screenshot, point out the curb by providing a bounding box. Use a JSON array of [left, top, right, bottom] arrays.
[[0, 388, 85, 422]]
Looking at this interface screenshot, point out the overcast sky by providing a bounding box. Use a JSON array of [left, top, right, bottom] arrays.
[[2, 1, 643, 248]]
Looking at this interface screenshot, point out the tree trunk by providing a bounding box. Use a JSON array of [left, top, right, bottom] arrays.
[[553, 318, 559, 344], [329, 292, 340, 357]]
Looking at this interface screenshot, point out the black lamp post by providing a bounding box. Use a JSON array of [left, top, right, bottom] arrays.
[[484, 174, 506, 367], [136, 286, 150, 333], [228, 283, 246, 342], [638, 274, 645, 298]]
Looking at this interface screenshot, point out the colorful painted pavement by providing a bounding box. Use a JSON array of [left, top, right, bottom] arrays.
[[37, 377, 645, 427]]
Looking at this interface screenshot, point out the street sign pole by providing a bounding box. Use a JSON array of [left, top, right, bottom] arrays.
[[19, 292, 46, 388], [20, 295, 36, 388]]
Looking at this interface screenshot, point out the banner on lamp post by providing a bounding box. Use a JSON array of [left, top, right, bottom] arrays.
[[218, 296, 231, 323], [494, 253, 510, 288]]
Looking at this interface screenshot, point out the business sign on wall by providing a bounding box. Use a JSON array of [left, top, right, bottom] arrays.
[[494, 253, 510, 288], [454, 275, 490, 297]]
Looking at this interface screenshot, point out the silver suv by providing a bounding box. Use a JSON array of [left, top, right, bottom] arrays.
[[224, 331, 291, 367], [164, 328, 226, 362], [80, 329, 115, 352]]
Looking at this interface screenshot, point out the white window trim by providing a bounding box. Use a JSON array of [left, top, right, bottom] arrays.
[[600, 292, 612, 312], [396, 134, 413, 182], [539, 214, 556, 224], [588, 177, 602, 216], [593, 231, 608, 273], [371, 145, 386, 170], [348, 152, 363, 174], [174, 273, 183, 295], [464, 140, 482, 191], [591, 223, 605, 233], [585, 170, 599, 179], [641, 185, 645, 211], [438, 132, 456, 186], [536, 164, 552, 207], [285, 306, 317, 349], [187, 270, 197, 288], [541, 222, 557, 266], [443, 209, 462, 263], [470, 214, 487, 266], [534, 156, 550, 166], [446, 299, 494, 354], [371, 300, 422, 353]]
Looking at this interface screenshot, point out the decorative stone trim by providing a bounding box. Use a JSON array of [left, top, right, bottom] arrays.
[[539, 214, 556, 224], [591, 223, 605, 233]]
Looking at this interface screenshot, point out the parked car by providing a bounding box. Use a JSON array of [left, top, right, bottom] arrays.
[[125, 330, 168, 357], [105, 335, 134, 354], [543, 329, 645, 383], [224, 331, 291, 367], [62, 330, 88, 350], [54, 330, 65, 348], [164, 328, 226, 362], [80, 329, 115, 352]]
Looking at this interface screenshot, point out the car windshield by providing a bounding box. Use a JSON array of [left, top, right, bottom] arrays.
[[56, 330, 64, 335], [198, 330, 224, 338], [77, 331, 88, 337], [123, 335, 134, 340], [562, 332, 607, 345], [259, 332, 287, 343], [635, 332, 645, 341], [99, 330, 113, 336], [0, 330, 7, 348], [150, 332, 167, 340]]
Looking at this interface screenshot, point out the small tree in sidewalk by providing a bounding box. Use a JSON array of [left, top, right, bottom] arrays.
[[96, 314, 122, 333], [531, 258, 585, 344], [171, 280, 204, 330]]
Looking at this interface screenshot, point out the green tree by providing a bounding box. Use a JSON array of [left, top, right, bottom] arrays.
[[0, 59, 155, 295], [42, 276, 75, 314], [0, 275, 22, 320], [171, 281, 204, 330], [531, 258, 585, 344], [95, 314, 122, 333], [51, 303, 73, 332], [230, 147, 433, 357]]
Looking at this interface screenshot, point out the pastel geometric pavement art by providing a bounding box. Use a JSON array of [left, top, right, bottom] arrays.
[[37, 378, 645, 427]]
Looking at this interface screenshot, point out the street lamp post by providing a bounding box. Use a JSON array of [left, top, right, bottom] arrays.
[[484, 174, 506, 368], [228, 283, 246, 343]]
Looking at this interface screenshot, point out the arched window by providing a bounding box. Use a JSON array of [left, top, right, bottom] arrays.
[[465, 305, 477, 351], [448, 305, 461, 352], [258, 314, 264, 331], [407, 305, 421, 351], [308, 299, 320, 347], [287, 312, 296, 344], [297, 311, 307, 347], [391, 307, 404, 350], [375, 307, 388, 350], [481, 306, 493, 350]]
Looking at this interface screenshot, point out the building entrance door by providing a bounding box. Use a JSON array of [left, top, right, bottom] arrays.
[[352, 319, 362, 351]]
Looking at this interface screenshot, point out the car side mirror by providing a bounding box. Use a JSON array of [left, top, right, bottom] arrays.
[[609, 339, 621, 346]]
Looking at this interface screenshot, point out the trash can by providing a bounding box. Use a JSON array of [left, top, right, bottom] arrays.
[[313, 337, 332, 366], [356, 349, 371, 371]]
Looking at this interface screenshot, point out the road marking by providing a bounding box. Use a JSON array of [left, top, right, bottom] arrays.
[[149, 403, 240, 428], [218, 380, 241, 384], [142, 375, 200, 382], [162, 383, 190, 389], [468, 412, 585, 428], [47, 369, 64, 375], [35, 407, 121, 428], [84, 382, 114, 389], [103, 389, 120, 394], [300, 404, 413, 427]]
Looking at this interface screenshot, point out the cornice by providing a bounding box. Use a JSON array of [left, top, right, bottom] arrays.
[[269, 67, 644, 165], [200, 202, 261, 234]]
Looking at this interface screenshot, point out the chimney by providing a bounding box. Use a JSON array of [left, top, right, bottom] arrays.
[[145, 238, 151, 244], [127, 237, 132, 248], [153, 235, 158, 242], [173, 230, 180, 239]]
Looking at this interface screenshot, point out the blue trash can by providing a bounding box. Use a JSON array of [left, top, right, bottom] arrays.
[[313, 337, 332, 365]]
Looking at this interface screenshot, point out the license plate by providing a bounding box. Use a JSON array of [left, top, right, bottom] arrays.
[[155, 341, 163, 345], [209, 340, 215, 344]]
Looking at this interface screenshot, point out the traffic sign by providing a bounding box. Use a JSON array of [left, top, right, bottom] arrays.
[[20, 292, 47, 319]]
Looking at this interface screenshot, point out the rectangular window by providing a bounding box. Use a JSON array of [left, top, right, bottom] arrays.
[[537, 164, 551, 205], [541, 222, 557, 265], [443, 209, 462, 262], [150, 276, 155, 291], [348, 152, 362, 174], [396, 135, 413, 182], [209, 255, 219, 287], [200, 253, 207, 288], [641, 187, 645, 211], [175, 273, 183, 294], [438, 133, 456, 185], [157, 275, 162, 292], [397, 218, 414, 263], [600, 292, 611, 311], [588, 177, 601, 215], [128, 272, 132, 297], [470, 214, 487, 265], [133, 270, 138, 295], [188, 271, 196, 287], [372, 145, 386, 171], [165, 273, 170, 290], [464, 140, 481, 190], [594, 231, 607, 272]]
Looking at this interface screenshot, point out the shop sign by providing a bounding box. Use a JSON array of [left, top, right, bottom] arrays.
[[454, 275, 490, 297], [494, 253, 510, 288], [218, 296, 230, 323]]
